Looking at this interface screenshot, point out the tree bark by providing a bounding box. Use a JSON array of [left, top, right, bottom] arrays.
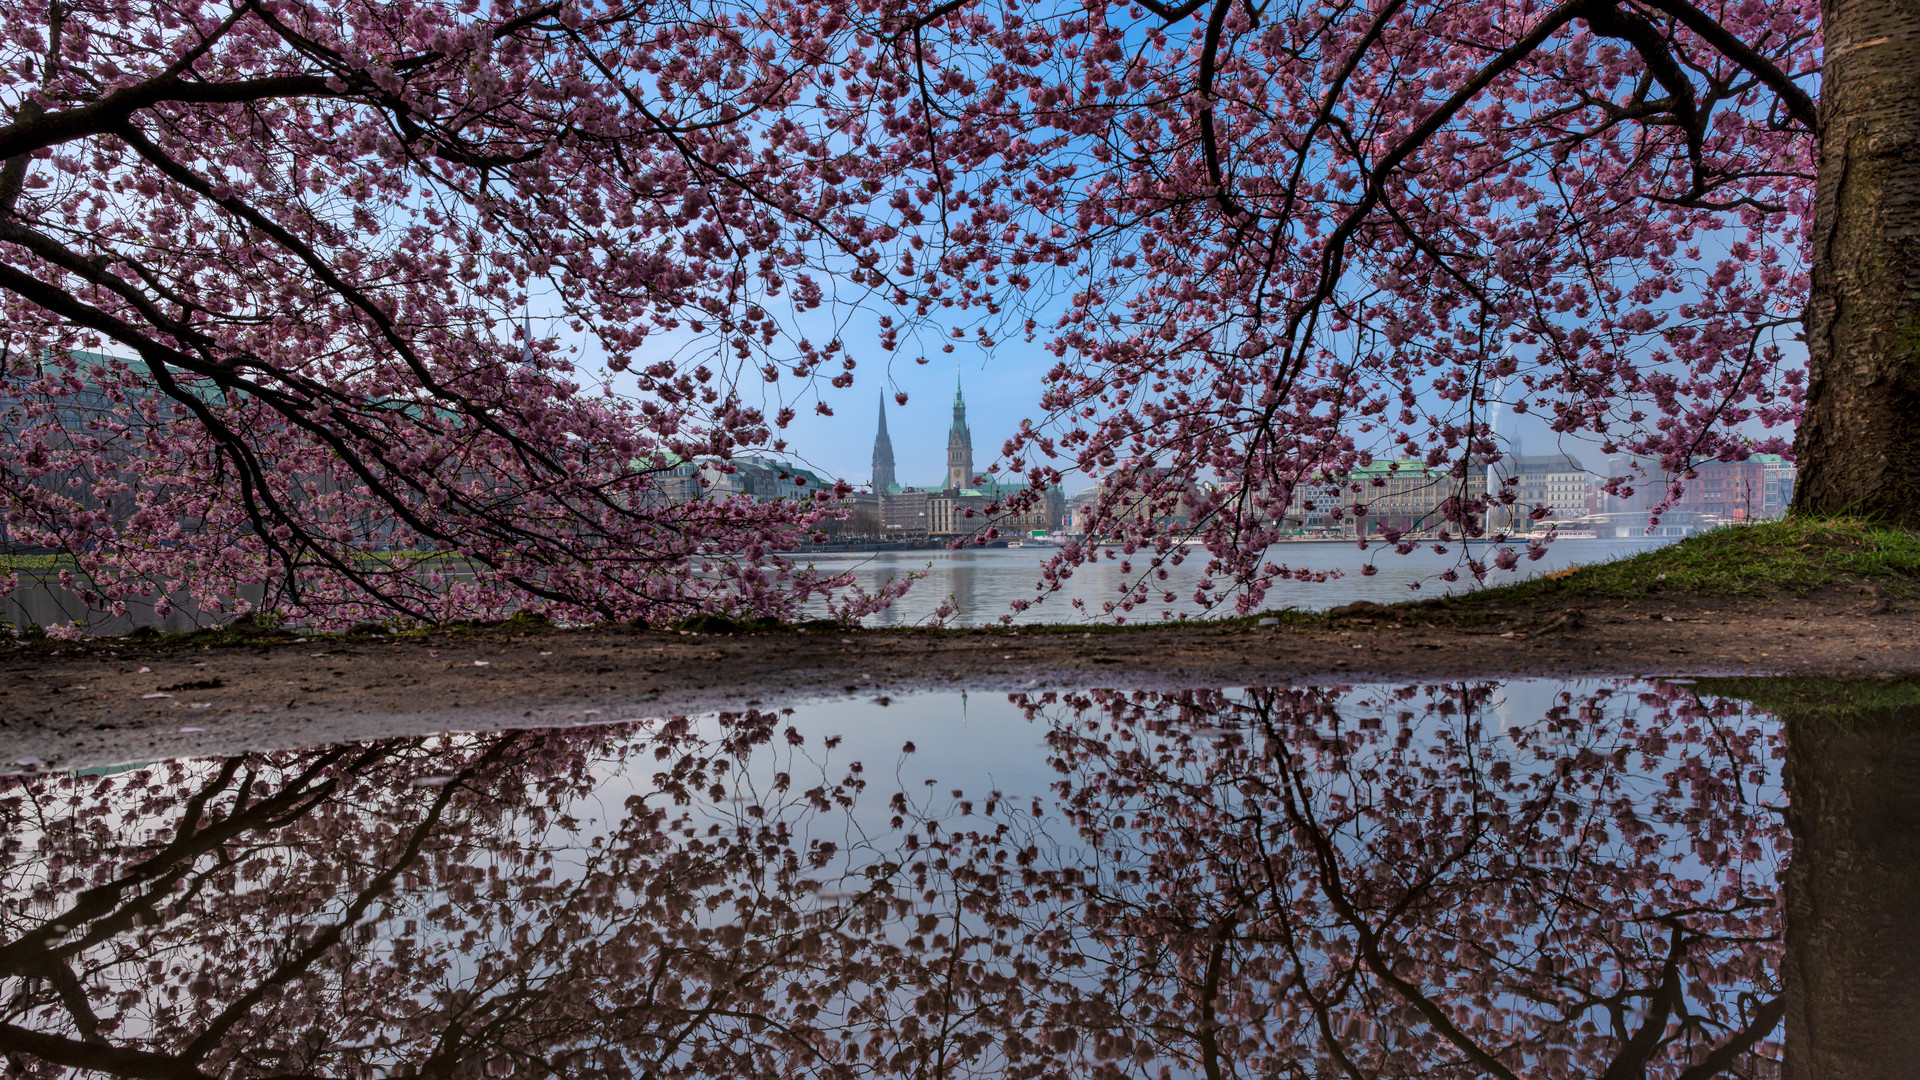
[[1783, 699, 1920, 1079], [1792, 0, 1920, 524]]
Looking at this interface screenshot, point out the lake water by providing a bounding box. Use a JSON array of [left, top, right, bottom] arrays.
[[811, 536, 1673, 625], [5, 675, 1914, 1076], [3, 537, 1671, 632]]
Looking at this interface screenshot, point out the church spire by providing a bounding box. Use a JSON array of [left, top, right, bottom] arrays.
[[871, 390, 897, 493], [947, 376, 974, 491]]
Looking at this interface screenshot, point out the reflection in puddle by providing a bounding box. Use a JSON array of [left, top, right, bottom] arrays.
[[0, 679, 1910, 1077]]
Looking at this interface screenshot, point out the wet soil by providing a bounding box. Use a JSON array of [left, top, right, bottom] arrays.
[[3, 586, 1915, 773]]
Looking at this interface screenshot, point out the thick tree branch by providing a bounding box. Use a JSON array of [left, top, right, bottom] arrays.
[[0, 1023, 213, 1080], [1634, 0, 1819, 131], [1585, 4, 1707, 195], [0, 75, 340, 162]]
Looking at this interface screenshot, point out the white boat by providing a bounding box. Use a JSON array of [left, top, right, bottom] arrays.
[[1527, 528, 1600, 541]]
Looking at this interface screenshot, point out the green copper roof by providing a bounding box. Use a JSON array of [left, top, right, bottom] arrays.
[[949, 374, 969, 434]]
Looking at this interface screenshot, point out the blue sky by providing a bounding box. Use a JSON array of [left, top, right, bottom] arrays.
[[550, 270, 1098, 492], [785, 353, 1054, 491], [563, 307, 1706, 496], [544, 211, 1802, 496]]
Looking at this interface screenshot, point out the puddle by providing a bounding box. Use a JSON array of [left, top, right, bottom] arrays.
[[0, 677, 1914, 1076]]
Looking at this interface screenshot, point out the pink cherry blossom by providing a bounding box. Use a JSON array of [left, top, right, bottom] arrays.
[[0, 681, 1784, 1077], [0, 0, 1821, 623]]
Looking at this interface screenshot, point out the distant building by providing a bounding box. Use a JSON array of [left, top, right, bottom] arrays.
[[1540, 460, 1592, 522], [694, 455, 833, 504], [1487, 453, 1589, 533], [1600, 455, 1662, 513], [3, 351, 145, 549], [640, 456, 703, 505], [1594, 452, 1797, 536], [870, 378, 1065, 538], [1072, 464, 1204, 536], [1667, 456, 1791, 523], [1760, 455, 1796, 517], [945, 378, 974, 492], [1285, 460, 1488, 536], [822, 489, 882, 537], [3, 349, 380, 548], [870, 391, 897, 494], [882, 488, 930, 534], [1062, 489, 1100, 536]]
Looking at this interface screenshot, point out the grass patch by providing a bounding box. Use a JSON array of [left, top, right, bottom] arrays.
[[13, 520, 1916, 645], [1689, 674, 1920, 716], [0, 553, 76, 573], [1429, 518, 1920, 610], [1016, 520, 1920, 628], [0, 549, 467, 578]]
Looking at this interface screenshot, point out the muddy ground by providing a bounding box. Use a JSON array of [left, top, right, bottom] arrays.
[[3, 586, 1915, 773]]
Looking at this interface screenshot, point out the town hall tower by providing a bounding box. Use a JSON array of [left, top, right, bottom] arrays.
[[947, 377, 974, 491]]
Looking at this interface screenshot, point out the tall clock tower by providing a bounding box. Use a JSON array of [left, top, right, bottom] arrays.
[[946, 376, 974, 491]]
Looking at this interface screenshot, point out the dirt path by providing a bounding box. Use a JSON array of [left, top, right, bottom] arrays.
[[4, 588, 1915, 773]]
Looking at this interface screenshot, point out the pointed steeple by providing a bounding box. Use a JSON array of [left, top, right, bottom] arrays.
[[871, 390, 897, 493], [947, 375, 974, 491]]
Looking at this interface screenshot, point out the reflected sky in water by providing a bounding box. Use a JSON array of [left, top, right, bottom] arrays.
[[6, 540, 1674, 633], [0, 680, 1812, 1077], [798, 539, 1672, 625]]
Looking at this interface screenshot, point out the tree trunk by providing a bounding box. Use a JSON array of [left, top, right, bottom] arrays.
[[1783, 699, 1920, 1079], [1792, 0, 1920, 524]]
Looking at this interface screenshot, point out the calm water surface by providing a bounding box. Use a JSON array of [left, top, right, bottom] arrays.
[[4, 538, 1671, 632], [812, 536, 1674, 625], [5, 676, 1915, 1076]]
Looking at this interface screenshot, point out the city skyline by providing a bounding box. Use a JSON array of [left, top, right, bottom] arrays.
[[755, 361, 1631, 497]]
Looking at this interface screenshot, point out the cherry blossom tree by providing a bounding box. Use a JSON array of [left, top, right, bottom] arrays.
[[0, 0, 918, 629], [0, 0, 1901, 625], [929, 0, 1906, 614], [0, 681, 1794, 1078], [0, 713, 948, 1079], [856, 0, 1833, 614], [997, 681, 1787, 1077]]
